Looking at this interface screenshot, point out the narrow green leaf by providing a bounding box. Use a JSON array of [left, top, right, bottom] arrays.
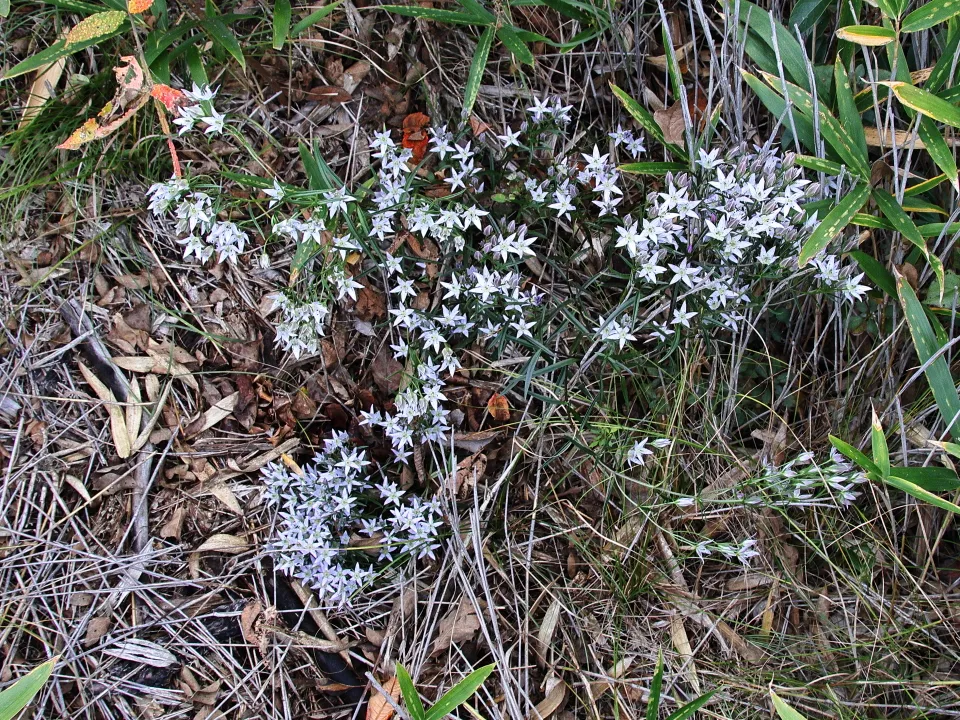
[[934, 441, 960, 461], [0, 658, 57, 720], [185, 44, 208, 86], [497, 24, 535, 65], [740, 70, 817, 152], [851, 213, 893, 229], [0, 0, 11, 17], [378, 4, 484, 24], [798, 182, 870, 266], [836, 24, 896, 45], [273, 0, 291, 49], [905, 174, 948, 196], [540, 0, 601, 23], [885, 473, 960, 513], [872, 405, 891, 477], [610, 83, 688, 161], [733, 0, 812, 90], [830, 435, 882, 476], [887, 81, 960, 129], [834, 60, 867, 159], [645, 651, 664, 720], [760, 71, 870, 178], [873, 187, 945, 292], [928, 23, 960, 93], [396, 664, 426, 720], [795, 154, 844, 175], [424, 665, 495, 720], [291, 0, 346, 35], [875, 0, 900, 19], [456, 0, 495, 22], [771, 691, 808, 720], [850, 249, 896, 297], [667, 690, 718, 720], [919, 222, 960, 237], [201, 17, 245, 69], [917, 115, 959, 191], [897, 275, 960, 440], [788, 0, 833, 34], [903, 0, 960, 32], [618, 162, 688, 174], [1, 24, 128, 80], [463, 25, 494, 117]]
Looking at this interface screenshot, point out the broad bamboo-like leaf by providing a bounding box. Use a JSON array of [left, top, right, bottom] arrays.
[[851, 213, 894, 229], [873, 187, 945, 293], [928, 23, 960, 93], [760, 71, 870, 178], [0, 657, 57, 720], [903, 0, 960, 32], [830, 435, 882, 477], [497, 25, 534, 65], [897, 274, 960, 440], [850, 249, 896, 297], [666, 691, 718, 720], [798, 182, 870, 266], [794, 154, 844, 175], [732, 0, 812, 90], [740, 70, 817, 152], [917, 115, 959, 191], [905, 173, 948, 196], [395, 665, 426, 720], [833, 59, 867, 159], [618, 162, 688, 174], [885, 473, 960, 513], [885, 81, 960, 129], [201, 17, 245, 69], [835, 25, 896, 45], [463, 26, 494, 118]]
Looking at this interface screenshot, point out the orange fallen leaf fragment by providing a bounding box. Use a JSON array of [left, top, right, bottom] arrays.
[[366, 676, 401, 720], [151, 83, 186, 112], [128, 0, 154, 12], [401, 112, 430, 164], [57, 118, 99, 150], [487, 393, 511, 423]]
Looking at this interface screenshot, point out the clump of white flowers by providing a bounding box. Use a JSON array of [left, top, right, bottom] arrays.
[[173, 83, 227, 136], [740, 448, 868, 509], [146, 182, 248, 264], [262, 431, 442, 606]]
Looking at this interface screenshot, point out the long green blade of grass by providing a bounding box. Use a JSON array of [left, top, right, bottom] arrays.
[[424, 664, 495, 720]]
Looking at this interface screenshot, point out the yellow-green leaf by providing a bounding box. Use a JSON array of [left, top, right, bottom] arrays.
[[65, 11, 126, 47], [903, 0, 960, 32], [836, 25, 896, 45], [798, 182, 870, 266], [884, 81, 960, 129], [771, 691, 808, 720]]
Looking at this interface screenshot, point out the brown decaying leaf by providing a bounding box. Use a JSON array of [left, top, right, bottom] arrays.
[[58, 56, 150, 150], [654, 101, 688, 146], [455, 452, 487, 497], [78, 362, 131, 458], [184, 392, 239, 437], [487, 393, 511, 423], [430, 597, 481, 656], [195, 533, 249, 554], [366, 676, 401, 720]]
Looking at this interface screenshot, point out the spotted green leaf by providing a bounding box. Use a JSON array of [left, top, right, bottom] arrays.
[[872, 187, 945, 296], [463, 25, 494, 118], [918, 115, 960, 191], [65, 10, 126, 47], [903, 0, 960, 32], [798, 182, 870, 266], [836, 25, 896, 45], [885, 81, 960, 129]]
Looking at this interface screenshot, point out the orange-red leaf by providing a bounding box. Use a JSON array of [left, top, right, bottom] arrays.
[[487, 393, 511, 423], [401, 112, 430, 164], [57, 118, 99, 150], [128, 0, 154, 12], [150, 83, 186, 112]]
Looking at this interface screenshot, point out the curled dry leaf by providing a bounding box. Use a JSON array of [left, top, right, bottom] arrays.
[[455, 452, 487, 497], [195, 533, 249, 554], [487, 393, 511, 423], [78, 362, 131, 459], [184, 391, 240, 437], [102, 638, 178, 668], [430, 597, 481, 656], [366, 676, 401, 720]]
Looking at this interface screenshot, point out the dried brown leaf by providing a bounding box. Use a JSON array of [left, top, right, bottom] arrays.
[[366, 676, 401, 720], [195, 533, 249, 554], [430, 597, 481, 655]]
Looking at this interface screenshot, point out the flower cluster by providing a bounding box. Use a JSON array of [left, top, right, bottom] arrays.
[[595, 146, 869, 349], [173, 84, 227, 136], [691, 536, 761, 565], [146, 181, 248, 264], [740, 448, 868, 509], [262, 431, 442, 606]]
